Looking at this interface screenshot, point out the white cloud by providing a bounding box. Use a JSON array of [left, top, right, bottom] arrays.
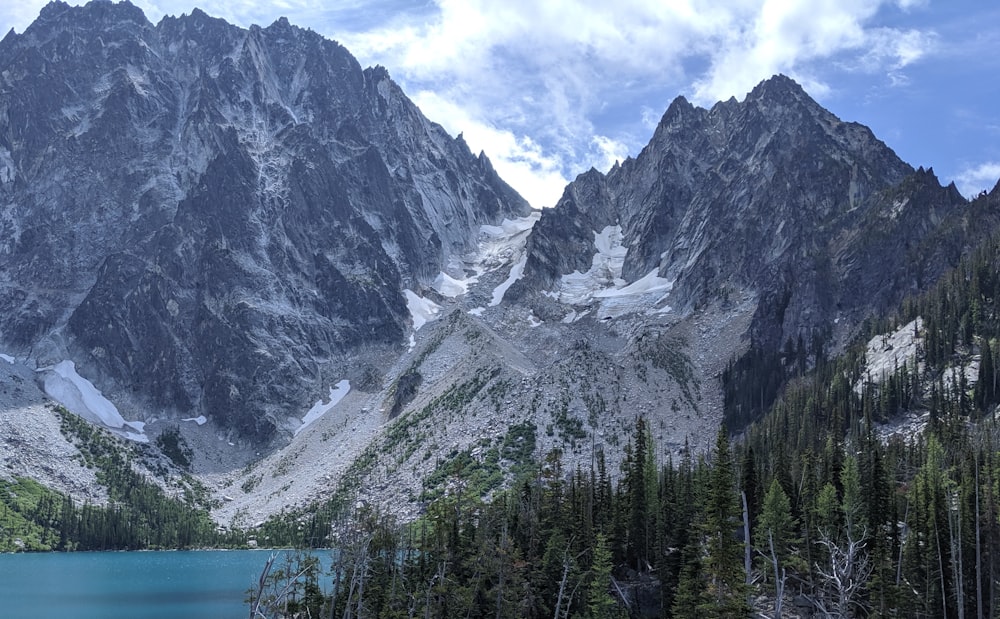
[[861, 28, 937, 71], [640, 106, 663, 131], [411, 90, 570, 208], [590, 136, 629, 172], [690, 1, 937, 103], [337, 1, 940, 204], [1, 1, 50, 32], [955, 162, 1000, 199]]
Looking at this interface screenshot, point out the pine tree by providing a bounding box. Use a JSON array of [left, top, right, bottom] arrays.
[[587, 533, 623, 619], [755, 478, 797, 616], [672, 549, 709, 619], [840, 455, 867, 540], [698, 426, 749, 618], [627, 417, 651, 571]]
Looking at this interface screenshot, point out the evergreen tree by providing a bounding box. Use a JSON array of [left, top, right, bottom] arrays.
[[627, 417, 651, 571], [755, 478, 797, 616], [587, 533, 623, 619], [698, 426, 749, 618], [672, 549, 709, 619]]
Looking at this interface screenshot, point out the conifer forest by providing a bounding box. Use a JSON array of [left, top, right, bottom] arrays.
[[245, 211, 1000, 617]]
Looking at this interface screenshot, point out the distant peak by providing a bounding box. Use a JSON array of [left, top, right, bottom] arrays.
[[37, 1, 71, 21], [368, 64, 391, 81], [578, 166, 606, 183], [915, 166, 939, 182], [747, 74, 809, 102], [172, 7, 231, 32], [659, 95, 695, 126], [79, 0, 149, 26], [667, 94, 693, 111], [263, 15, 298, 35]]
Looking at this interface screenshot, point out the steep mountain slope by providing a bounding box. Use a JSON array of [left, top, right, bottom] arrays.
[[514, 76, 967, 344], [0, 1, 529, 442], [2, 3, 999, 530], [506, 75, 984, 425]]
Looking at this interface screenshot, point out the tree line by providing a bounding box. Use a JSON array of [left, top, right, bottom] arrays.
[[0, 406, 238, 551], [252, 224, 1000, 617]]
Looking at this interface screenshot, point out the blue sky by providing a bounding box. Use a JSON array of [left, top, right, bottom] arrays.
[[3, 0, 999, 208]]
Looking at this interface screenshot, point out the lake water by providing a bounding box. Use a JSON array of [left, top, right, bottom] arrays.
[[0, 549, 329, 619]]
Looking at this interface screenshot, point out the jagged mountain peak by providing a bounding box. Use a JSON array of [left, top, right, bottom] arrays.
[[658, 94, 695, 126], [656, 75, 811, 130], [33, 0, 151, 31], [745, 73, 808, 101], [264, 15, 293, 31], [366, 64, 392, 81], [514, 75, 966, 356], [2, 3, 998, 533], [0, 3, 529, 443]]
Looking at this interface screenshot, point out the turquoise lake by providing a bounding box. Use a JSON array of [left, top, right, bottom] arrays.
[[0, 549, 329, 619]]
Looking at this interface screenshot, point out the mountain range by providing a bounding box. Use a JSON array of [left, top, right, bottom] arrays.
[[1, 0, 998, 525]]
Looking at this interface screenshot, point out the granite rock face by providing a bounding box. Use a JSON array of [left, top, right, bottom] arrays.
[[0, 1, 528, 441], [1, 3, 993, 458], [513, 75, 971, 351]]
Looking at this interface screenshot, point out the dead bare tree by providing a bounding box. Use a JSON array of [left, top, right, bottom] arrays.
[[552, 542, 588, 619], [949, 488, 966, 619], [743, 491, 753, 599], [248, 552, 319, 619], [341, 533, 373, 619], [807, 528, 872, 618], [760, 530, 788, 619]]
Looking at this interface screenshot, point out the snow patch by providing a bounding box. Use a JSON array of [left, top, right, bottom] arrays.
[[473, 213, 539, 274], [479, 215, 539, 238], [490, 255, 527, 307], [38, 360, 148, 443], [556, 226, 628, 305], [0, 353, 14, 364], [594, 269, 674, 319], [182, 415, 208, 426], [468, 307, 485, 316], [429, 212, 539, 310], [295, 380, 350, 435], [549, 226, 674, 318], [404, 289, 442, 330], [432, 271, 472, 298], [593, 268, 673, 299]]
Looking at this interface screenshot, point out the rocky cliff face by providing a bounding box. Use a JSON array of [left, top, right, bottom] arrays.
[[0, 1, 529, 441], [512, 75, 969, 352], [4, 3, 999, 525]]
